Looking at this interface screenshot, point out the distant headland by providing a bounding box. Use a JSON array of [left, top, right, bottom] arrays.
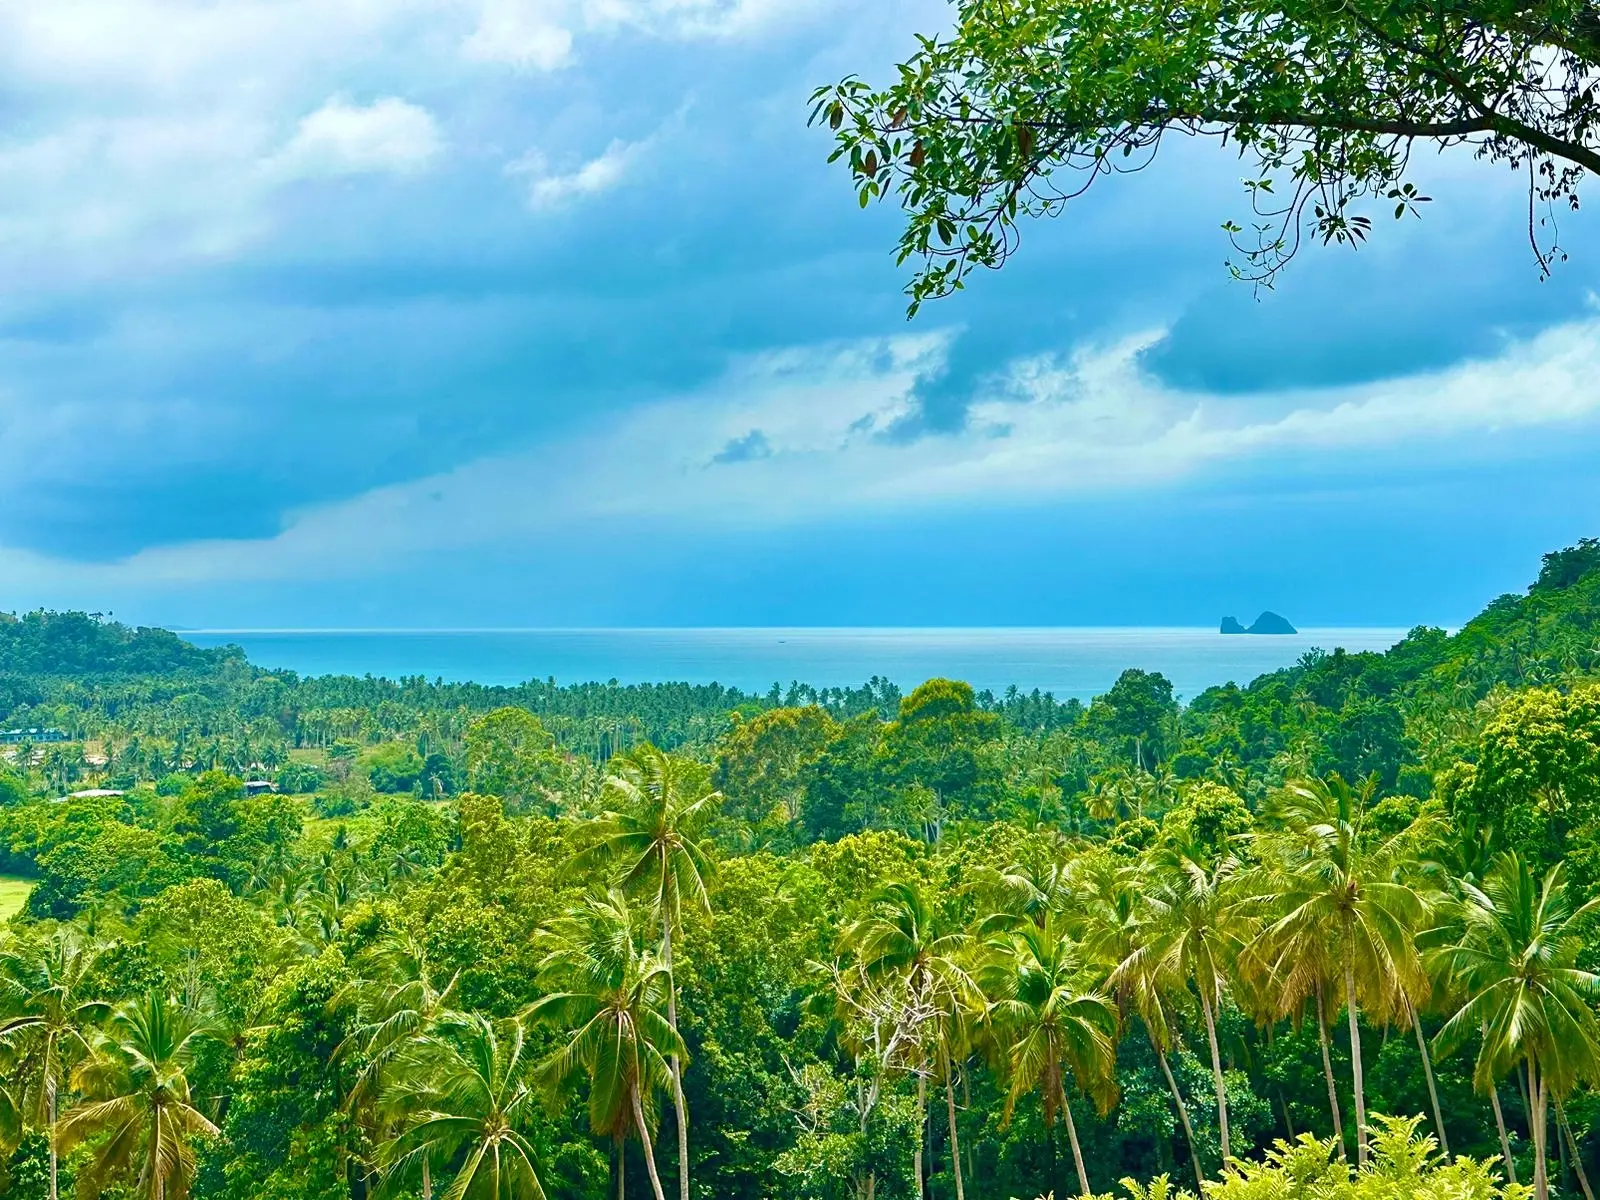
[[1221, 611, 1297, 635]]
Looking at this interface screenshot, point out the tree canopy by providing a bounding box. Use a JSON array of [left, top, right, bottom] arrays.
[[812, 0, 1600, 309]]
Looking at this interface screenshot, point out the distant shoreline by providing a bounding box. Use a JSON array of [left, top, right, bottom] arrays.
[[176, 626, 1415, 702]]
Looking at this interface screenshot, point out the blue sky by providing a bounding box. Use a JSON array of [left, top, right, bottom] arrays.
[[0, 0, 1597, 629]]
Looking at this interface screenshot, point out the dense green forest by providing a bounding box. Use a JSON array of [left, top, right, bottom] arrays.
[[4, 539, 1600, 1200]]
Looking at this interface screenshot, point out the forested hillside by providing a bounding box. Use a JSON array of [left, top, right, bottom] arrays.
[[3, 540, 1600, 1200]]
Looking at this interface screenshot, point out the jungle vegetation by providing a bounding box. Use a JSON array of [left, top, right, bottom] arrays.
[[3, 538, 1600, 1200]]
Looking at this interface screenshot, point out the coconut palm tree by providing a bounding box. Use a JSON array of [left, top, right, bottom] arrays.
[[574, 743, 718, 1200], [843, 879, 981, 1200], [0, 1040, 22, 1157], [378, 1014, 546, 1200], [337, 932, 464, 1200], [983, 916, 1118, 1199], [0, 928, 111, 1200], [1078, 856, 1205, 1190], [1257, 774, 1435, 1165], [529, 890, 684, 1200], [1116, 840, 1254, 1165], [55, 993, 219, 1200], [1435, 853, 1600, 1200]]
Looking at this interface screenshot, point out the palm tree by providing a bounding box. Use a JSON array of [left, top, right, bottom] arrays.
[[0, 928, 111, 1200], [1077, 856, 1205, 1191], [1435, 853, 1600, 1200], [1116, 841, 1254, 1165], [983, 917, 1118, 1199], [529, 890, 685, 1200], [56, 993, 219, 1200], [0, 1039, 23, 1158], [574, 743, 718, 1200], [378, 1014, 546, 1200], [843, 880, 980, 1200], [1258, 774, 1434, 1166], [337, 932, 464, 1200]]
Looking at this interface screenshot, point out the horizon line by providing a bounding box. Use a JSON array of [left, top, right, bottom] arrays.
[[170, 624, 1419, 635]]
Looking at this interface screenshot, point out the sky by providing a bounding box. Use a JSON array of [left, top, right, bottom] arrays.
[[0, 0, 1598, 629]]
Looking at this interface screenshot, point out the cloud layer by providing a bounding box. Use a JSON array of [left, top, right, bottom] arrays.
[[0, 0, 1596, 626], [8, 311, 1599, 595]]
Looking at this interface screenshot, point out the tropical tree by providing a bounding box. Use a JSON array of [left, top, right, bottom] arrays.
[[1116, 841, 1254, 1165], [338, 931, 464, 1200], [574, 743, 718, 1200], [843, 879, 980, 1200], [983, 916, 1118, 1199], [56, 992, 219, 1200], [378, 1014, 547, 1200], [1076, 855, 1205, 1190], [0, 928, 111, 1200], [1435, 853, 1600, 1200], [529, 890, 685, 1200], [1256, 775, 1434, 1165], [812, 0, 1600, 311]]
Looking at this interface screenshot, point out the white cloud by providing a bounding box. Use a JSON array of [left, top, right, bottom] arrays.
[[7, 316, 1600, 594], [0, 0, 836, 275], [462, 0, 576, 69], [458, 0, 832, 65], [268, 97, 442, 180], [510, 137, 643, 207]]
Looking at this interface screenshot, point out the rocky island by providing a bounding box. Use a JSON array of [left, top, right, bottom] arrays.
[[1221, 611, 1298, 634]]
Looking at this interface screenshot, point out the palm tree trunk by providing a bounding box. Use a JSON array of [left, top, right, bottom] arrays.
[[48, 1073, 58, 1200], [1532, 1063, 1550, 1200], [1057, 1078, 1092, 1199], [1344, 961, 1368, 1167], [1155, 1041, 1205, 1191], [914, 1069, 926, 1199], [944, 1054, 965, 1200], [1560, 1103, 1595, 1200], [1316, 986, 1346, 1161], [963, 1072, 974, 1183], [422, 1150, 431, 1200], [661, 920, 690, 1200], [153, 1101, 167, 1200], [1199, 987, 1231, 1163], [632, 1088, 669, 1200], [1406, 998, 1449, 1156], [1490, 1082, 1518, 1184], [617, 1138, 626, 1200]]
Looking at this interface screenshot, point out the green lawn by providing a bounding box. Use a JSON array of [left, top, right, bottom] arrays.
[[0, 874, 31, 922]]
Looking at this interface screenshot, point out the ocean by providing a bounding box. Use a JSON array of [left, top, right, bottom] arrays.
[[177, 627, 1411, 702]]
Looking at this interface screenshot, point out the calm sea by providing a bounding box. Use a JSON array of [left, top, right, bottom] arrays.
[[178, 627, 1409, 702]]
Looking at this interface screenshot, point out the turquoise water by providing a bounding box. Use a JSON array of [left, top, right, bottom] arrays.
[[179, 627, 1409, 702]]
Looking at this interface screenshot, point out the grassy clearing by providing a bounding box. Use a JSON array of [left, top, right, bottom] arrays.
[[0, 874, 32, 922]]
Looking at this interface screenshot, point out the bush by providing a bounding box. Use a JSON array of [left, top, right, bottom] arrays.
[[275, 762, 325, 795], [1089, 1116, 1519, 1200]]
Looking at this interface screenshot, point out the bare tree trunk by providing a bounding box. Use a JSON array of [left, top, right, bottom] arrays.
[[1407, 998, 1449, 1156], [615, 1140, 625, 1200], [1344, 961, 1368, 1167], [661, 921, 690, 1200], [1560, 1103, 1596, 1200], [1058, 1079, 1092, 1199], [1491, 1083, 1518, 1184], [1156, 1041, 1206, 1191], [632, 1089, 669, 1200], [1317, 986, 1346, 1161], [422, 1150, 432, 1200], [944, 1054, 966, 1200], [1199, 987, 1232, 1162]]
